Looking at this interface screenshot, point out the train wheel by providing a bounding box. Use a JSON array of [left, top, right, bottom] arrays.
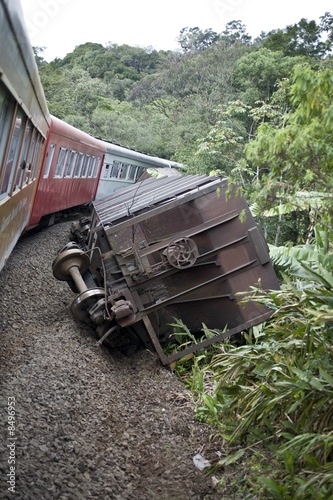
[[52, 249, 90, 282], [71, 288, 106, 322]]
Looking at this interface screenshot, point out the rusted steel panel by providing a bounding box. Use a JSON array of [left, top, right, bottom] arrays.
[[77, 174, 280, 363]]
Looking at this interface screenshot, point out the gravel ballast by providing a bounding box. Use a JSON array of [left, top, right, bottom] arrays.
[[0, 221, 222, 500]]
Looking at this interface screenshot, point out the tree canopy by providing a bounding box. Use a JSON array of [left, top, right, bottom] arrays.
[[36, 13, 333, 247], [262, 12, 333, 57]]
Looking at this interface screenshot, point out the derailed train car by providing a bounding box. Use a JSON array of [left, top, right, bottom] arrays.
[[52, 174, 279, 365]]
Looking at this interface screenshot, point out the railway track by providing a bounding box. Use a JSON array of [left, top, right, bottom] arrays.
[[0, 220, 222, 500]]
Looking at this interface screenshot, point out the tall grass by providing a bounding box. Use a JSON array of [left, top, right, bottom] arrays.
[[171, 263, 333, 498]]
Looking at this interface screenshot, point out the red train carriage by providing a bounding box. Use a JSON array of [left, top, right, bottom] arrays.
[[28, 116, 106, 228], [0, 0, 50, 271]]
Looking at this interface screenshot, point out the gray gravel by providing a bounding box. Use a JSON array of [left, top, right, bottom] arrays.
[[0, 221, 221, 499]]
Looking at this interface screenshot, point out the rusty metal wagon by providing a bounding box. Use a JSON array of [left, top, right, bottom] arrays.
[[52, 174, 279, 365]]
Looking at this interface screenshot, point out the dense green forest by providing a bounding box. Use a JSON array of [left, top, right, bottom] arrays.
[[36, 13, 333, 498], [36, 14, 333, 246]]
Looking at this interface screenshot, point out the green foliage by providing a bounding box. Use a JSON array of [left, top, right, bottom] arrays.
[[176, 20, 251, 54], [57, 42, 167, 82], [220, 20, 252, 46], [246, 65, 333, 193], [258, 190, 333, 247], [234, 48, 306, 103], [37, 10, 332, 176], [33, 46, 47, 68], [172, 250, 333, 498], [177, 27, 220, 53], [246, 65, 333, 247], [262, 13, 333, 57], [190, 101, 249, 176]]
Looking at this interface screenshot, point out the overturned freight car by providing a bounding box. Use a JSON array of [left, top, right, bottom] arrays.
[[52, 175, 279, 364]]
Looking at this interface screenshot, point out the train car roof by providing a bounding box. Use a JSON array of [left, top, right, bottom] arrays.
[[50, 117, 182, 168], [0, 0, 50, 135], [93, 175, 225, 226], [50, 115, 107, 151], [103, 140, 182, 169]]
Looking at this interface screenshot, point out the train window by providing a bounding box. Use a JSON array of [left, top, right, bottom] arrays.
[[103, 163, 110, 178], [14, 120, 33, 189], [0, 108, 25, 197], [110, 161, 121, 178], [0, 92, 15, 196], [136, 166, 144, 180], [54, 147, 68, 177], [65, 150, 77, 177], [120, 163, 129, 179], [0, 91, 12, 140], [0, 90, 8, 136], [127, 165, 138, 181], [73, 153, 84, 177], [24, 128, 37, 184], [43, 144, 56, 178], [81, 155, 90, 177], [31, 135, 44, 180], [93, 158, 100, 178], [87, 156, 95, 178]]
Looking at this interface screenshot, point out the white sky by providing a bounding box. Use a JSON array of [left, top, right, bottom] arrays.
[[21, 0, 332, 62]]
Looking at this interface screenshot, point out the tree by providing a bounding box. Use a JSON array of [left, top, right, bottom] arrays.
[[246, 65, 333, 245], [319, 12, 333, 54], [39, 65, 110, 121], [54, 42, 170, 84], [246, 65, 333, 192], [177, 27, 220, 53], [32, 46, 47, 69], [262, 14, 333, 57], [234, 48, 306, 102], [189, 101, 250, 178], [219, 20, 252, 46], [129, 39, 251, 168]]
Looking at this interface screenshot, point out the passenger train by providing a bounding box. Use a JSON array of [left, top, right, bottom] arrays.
[[1, 0, 280, 363], [0, 0, 179, 272]]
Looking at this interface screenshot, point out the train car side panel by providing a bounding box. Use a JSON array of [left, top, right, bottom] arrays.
[[28, 116, 106, 228], [95, 143, 182, 200], [0, 0, 50, 270], [0, 187, 36, 269], [0, 0, 49, 133]]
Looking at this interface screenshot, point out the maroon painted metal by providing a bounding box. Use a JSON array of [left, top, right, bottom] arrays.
[[28, 116, 106, 228]]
